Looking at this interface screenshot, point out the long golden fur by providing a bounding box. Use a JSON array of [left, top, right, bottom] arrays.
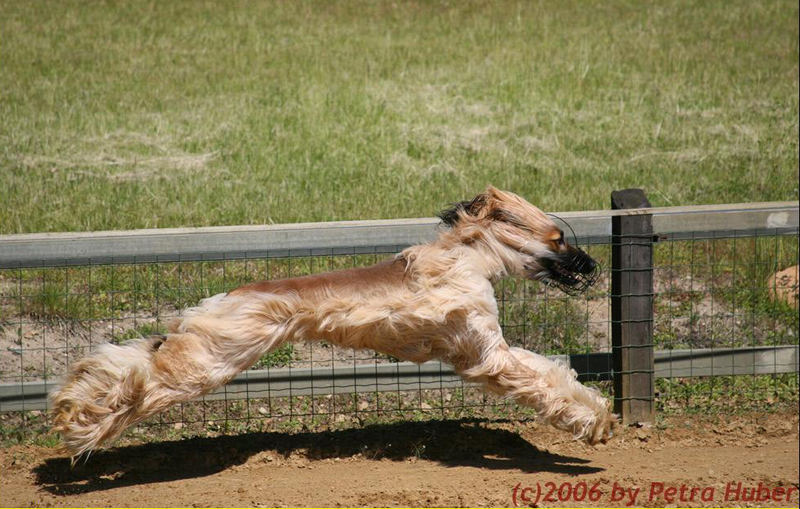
[[51, 186, 617, 458]]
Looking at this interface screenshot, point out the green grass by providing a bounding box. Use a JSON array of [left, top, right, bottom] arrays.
[[112, 321, 167, 344], [1, 0, 797, 234], [657, 373, 798, 414], [252, 343, 295, 369]]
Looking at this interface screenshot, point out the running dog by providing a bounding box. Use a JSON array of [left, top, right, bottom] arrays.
[[51, 186, 616, 458]]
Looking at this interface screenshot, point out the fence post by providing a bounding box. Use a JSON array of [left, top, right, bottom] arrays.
[[611, 189, 655, 424]]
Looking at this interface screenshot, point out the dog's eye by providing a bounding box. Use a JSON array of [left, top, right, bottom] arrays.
[[557, 232, 565, 246]]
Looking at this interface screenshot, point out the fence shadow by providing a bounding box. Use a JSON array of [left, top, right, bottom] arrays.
[[33, 418, 603, 495]]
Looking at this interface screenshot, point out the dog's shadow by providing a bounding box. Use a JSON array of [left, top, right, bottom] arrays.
[[34, 419, 604, 495]]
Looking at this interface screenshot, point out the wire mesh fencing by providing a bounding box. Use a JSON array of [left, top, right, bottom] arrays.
[[653, 229, 799, 414], [0, 201, 797, 442], [0, 249, 611, 436]]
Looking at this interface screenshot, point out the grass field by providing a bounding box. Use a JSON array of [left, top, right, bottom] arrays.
[[1, 0, 797, 234]]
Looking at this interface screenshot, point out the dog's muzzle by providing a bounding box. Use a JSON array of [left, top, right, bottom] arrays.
[[529, 247, 600, 295]]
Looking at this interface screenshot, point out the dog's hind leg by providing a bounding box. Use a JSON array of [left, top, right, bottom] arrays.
[[50, 333, 196, 459], [51, 292, 297, 458], [50, 330, 251, 459]]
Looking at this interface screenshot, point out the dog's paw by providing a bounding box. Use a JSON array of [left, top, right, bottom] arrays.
[[587, 412, 620, 445]]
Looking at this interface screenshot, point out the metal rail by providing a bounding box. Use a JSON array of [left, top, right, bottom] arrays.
[[1, 202, 796, 268], [1, 346, 796, 412]]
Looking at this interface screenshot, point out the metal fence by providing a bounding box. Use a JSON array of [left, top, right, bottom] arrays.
[[1, 198, 797, 436]]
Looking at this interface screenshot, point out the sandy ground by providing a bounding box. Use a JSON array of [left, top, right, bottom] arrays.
[[1, 412, 798, 508]]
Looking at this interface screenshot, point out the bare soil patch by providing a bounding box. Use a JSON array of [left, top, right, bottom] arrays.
[[1, 412, 797, 508]]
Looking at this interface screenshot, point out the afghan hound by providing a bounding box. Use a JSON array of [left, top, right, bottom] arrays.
[[51, 186, 617, 458]]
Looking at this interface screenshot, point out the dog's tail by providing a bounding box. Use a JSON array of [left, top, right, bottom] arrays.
[[50, 292, 293, 459]]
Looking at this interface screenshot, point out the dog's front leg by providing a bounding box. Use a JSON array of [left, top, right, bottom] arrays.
[[451, 315, 615, 444], [505, 346, 617, 444]]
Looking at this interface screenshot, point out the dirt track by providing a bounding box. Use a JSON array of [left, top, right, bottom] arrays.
[[2, 412, 798, 508]]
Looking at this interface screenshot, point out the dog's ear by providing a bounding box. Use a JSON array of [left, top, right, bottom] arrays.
[[438, 193, 488, 226], [485, 185, 505, 199]]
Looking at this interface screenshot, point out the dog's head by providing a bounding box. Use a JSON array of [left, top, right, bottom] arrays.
[[438, 186, 599, 294]]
